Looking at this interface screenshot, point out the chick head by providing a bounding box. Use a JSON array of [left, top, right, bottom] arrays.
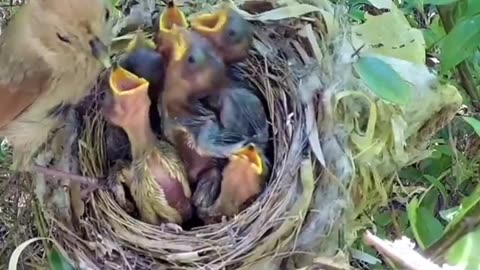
[[32, 0, 112, 68], [103, 66, 150, 129], [191, 6, 253, 63], [217, 144, 266, 215], [119, 47, 165, 89], [158, 0, 189, 35], [230, 143, 264, 175], [165, 26, 227, 100]]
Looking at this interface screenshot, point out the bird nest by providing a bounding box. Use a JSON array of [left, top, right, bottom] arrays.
[[2, 0, 463, 269]]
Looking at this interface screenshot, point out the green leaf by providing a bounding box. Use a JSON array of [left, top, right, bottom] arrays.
[[407, 197, 444, 249], [420, 188, 440, 213], [48, 249, 74, 270], [446, 229, 480, 269], [354, 56, 412, 105], [439, 206, 460, 222], [420, 155, 451, 178], [398, 210, 410, 232], [423, 175, 448, 205], [349, 7, 365, 22], [399, 166, 423, 183], [445, 184, 480, 232], [374, 212, 393, 227], [350, 248, 382, 265], [407, 197, 421, 245], [434, 144, 453, 157], [423, 0, 460, 5], [463, 117, 480, 136], [423, 16, 446, 49], [462, 0, 480, 18], [429, 149, 443, 159], [9, 238, 69, 270], [440, 14, 480, 73]]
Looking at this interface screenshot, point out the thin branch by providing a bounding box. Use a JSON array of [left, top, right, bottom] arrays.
[[363, 231, 446, 270], [32, 165, 100, 189]]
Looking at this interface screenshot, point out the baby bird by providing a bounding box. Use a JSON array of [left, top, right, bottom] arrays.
[[118, 33, 165, 133], [209, 143, 268, 219], [0, 0, 111, 171], [178, 86, 269, 159], [174, 86, 270, 221], [191, 6, 253, 64], [158, 26, 228, 197], [192, 141, 268, 223], [103, 66, 192, 225]]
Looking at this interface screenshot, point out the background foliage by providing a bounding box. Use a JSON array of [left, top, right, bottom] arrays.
[[342, 0, 480, 268]]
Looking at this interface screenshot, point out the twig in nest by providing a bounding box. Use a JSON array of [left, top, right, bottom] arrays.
[[33, 165, 100, 189], [363, 230, 457, 270]]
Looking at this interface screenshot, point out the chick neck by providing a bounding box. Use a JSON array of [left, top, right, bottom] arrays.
[[121, 103, 157, 161]]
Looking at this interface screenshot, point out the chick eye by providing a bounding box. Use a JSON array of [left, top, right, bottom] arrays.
[[186, 48, 208, 67], [56, 33, 71, 44], [226, 28, 242, 43], [227, 29, 237, 37]]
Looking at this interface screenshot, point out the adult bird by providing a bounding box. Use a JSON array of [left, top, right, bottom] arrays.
[[0, 0, 112, 171]]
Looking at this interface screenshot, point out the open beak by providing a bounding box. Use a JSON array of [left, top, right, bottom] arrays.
[[159, 0, 189, 34], [231, 143, 263, 175], [90, 37, 111, 69], [108, 66, 149, 97], [191, 8, 229, 34]]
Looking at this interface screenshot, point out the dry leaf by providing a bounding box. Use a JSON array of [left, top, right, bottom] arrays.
[[237, 4, 324, 21]]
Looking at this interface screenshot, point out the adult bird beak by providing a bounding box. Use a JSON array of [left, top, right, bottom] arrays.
[[90, 37, 111, 68], [230, 143, 263, 175]]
